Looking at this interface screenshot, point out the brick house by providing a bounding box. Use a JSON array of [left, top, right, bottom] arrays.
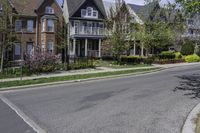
[[2, 0, 63, 61], [62, 0, 107, 58]]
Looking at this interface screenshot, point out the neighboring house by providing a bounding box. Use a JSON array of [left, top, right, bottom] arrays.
[[2, 0, 63, 61], [63, 0, 107, 58], [183, 15, 200, 41], [102, 1, 162, 56]]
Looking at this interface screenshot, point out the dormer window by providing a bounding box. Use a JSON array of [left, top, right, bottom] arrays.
[[87, 7, 92, 16], [45, 6, 54, 14], [81, 9, 86, 17], [81, 7, 98, 18], [93, 10, 98, 17]]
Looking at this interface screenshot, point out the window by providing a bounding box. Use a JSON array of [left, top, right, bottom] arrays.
[[188, 19, 194, 25], [82, 7, 99, 18], [27, 20, 34, 32], [27, 42, 33, 55], [41, 19, 45, 32], [81, 9, 86, 17], [45, 6, 54, 14], [74, 22, 79, 34], [87, 7, 92, 16], [47, 19, 54, 32], [41, 43, 45, 52], [15, 20, 22, 32], [47, 42, 54, 52], [189, 29, 194, 34], [14, 43, 21, 56], [93, 10, 98, 18], [0, 4, 3, 14]]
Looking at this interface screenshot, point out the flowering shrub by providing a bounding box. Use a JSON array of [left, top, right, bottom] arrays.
[[25, 52, 60, 73]]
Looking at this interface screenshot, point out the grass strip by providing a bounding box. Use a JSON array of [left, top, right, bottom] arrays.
[[0, 68, 159, 89]]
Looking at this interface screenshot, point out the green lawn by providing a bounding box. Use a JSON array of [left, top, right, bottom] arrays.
[[0, 67, 159, 89], [96, 60, 151, 69]]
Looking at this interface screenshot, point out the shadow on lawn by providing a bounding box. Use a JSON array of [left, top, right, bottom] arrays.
[[174, 73, 200, 99]]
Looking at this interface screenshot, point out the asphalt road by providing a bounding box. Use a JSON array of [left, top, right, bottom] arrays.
[[1, 65, 200, 133], [0, 99, 36, 133]]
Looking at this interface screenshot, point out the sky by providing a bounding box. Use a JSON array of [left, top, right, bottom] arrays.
[[103, 0, 175, 5], [57, 0, 175, 6]]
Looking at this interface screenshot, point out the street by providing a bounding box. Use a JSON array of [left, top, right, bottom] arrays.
[[1, 64, 200, 133]]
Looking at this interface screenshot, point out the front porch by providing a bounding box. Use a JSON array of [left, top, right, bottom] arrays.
[[69, 38, 101, 58]]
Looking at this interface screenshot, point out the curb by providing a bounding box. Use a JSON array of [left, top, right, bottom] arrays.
[[0, 68, 164, 92], [182, 103, 200, 133]]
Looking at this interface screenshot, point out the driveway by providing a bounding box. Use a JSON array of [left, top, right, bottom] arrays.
[[1, 64, 200, 133]]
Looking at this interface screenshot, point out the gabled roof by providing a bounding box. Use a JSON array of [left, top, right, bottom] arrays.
[[127, 4, 143, 14], [66, 0, 107, 18], [128, 2, 160, 22], [9, 0, 45, 16]]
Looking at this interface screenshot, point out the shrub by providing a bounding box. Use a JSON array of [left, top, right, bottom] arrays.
[[144, 57, 154, 65], [158, 51, 176, 60], [120, 56, 144, 64], [181, 41, 195, 55], [69, 58, 95, 70], [185, 54, 200, 63], [175, 52, 182, 59], [25, 52, 60, 73]]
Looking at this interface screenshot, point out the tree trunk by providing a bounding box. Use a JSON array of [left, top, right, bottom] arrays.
[[141, 44, 144, 56], [0, 34, 5, 73]]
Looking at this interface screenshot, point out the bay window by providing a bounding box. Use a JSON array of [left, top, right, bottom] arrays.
[[47, 19, 54, 32], [47, 42, 54, 52]]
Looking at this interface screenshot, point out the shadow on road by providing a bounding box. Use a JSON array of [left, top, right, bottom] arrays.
[[174, 73, 200, 99]]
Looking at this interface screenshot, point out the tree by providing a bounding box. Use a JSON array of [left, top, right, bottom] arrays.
[[176, 0, 200, 14], [0, 0, 15, 72], [56, 20, 69, 70], [106, 0, 132, 60]]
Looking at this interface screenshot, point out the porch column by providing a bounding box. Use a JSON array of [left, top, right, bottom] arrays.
[[141, 44, 144, 56], [133, 42, 136, 56], [85, 38, 88, 57], [99, 39, 101, 57], [73, 38, 76, 57]]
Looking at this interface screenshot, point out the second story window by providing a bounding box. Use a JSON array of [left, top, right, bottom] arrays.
[[47, 19, 54, 32], [41, 19, 45, 32], [27, 20, 34, 32], [15, 20, 22, 32], [45, 6, 54, 14]]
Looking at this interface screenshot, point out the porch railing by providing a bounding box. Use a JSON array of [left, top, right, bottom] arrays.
[[70, 27, 104, 36]]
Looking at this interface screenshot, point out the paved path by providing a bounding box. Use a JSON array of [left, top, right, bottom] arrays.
[[1, 64, 200, 133], [0, 66, 155, 82], [0, 99, 36, 133]]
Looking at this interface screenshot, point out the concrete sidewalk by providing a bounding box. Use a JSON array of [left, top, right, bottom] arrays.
[[1, 62, 199, 83], [153, 62, 200, 68], [0, 66, 156, 82]]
